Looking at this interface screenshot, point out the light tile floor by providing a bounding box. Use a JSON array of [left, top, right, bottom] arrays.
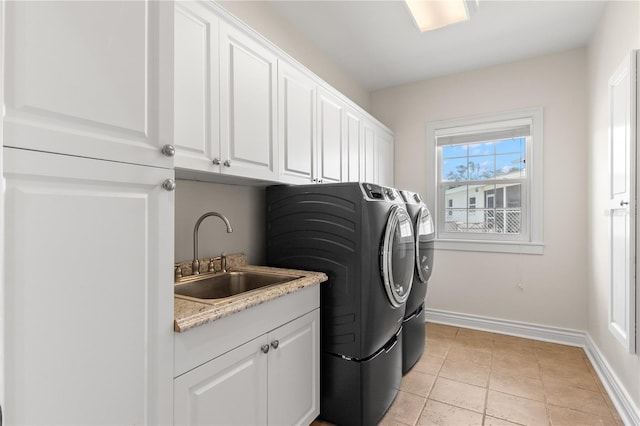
[[314, 323, 623, 426]]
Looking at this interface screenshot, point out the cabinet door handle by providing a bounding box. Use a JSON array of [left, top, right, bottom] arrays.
[[223, 160, 231, 167], [621, 200, 629, 206], [261, 344, 270, 354], [212, 158, 221, 165], [271, 340, 279, 350], [162, 179, 176, 191], [161, 144, 175, 157]]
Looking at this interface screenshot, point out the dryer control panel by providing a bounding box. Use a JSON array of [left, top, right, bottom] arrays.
[[361, 183, 401, 202]]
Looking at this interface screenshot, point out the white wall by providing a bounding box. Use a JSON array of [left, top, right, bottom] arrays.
[[587, 0, 640, 411], [174, 180, 266, 266], [216, 0, 371, 112], [370, 48, 589, 331]]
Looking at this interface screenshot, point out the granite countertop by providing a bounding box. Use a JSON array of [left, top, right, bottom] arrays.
[[174, 263, 327, 333]]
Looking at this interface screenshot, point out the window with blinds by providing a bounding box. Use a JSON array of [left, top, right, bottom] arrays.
[[428, 108, 543, 250]]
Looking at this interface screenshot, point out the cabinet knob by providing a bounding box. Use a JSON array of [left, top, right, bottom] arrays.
[[271, 340, 279, 350], [223, 160, 231, 167], [162, 179, 176, 191], [212, 158, 221, 165], [261, 344, 270, 354], [161, 144, 175, 157]]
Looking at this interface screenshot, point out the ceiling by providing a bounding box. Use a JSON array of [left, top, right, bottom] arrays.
[[265, 0, 607, 91]]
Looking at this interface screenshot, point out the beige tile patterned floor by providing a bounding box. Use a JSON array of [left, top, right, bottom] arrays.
[[313, 323, 623, 426]]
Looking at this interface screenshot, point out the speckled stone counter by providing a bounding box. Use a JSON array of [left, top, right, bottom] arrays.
[[174, 262, 327, 333]]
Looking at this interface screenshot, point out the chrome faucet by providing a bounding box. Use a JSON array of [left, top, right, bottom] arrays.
[[192, 212, 233, 275]]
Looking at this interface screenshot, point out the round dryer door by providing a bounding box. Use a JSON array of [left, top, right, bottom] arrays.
[[381, 205, 415, 307], [415, 206, 435, 283]]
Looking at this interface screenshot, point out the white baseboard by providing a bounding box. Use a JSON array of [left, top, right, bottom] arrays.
[[425, 308, 585, 346], [425, 308, 639, 425], [584, 334, 640, 426]]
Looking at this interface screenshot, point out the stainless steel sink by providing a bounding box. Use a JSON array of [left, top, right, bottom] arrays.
[[174, 271, 300, 300]]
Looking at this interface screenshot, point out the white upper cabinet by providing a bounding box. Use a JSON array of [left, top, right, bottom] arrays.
[[174, 3, 278, 182], [172, 1, 393, 186], [317, 88, 347, 184], [361, 120, 378, 183], [3, 1, 174, 169], [345, 108, 363, 182], [376, 126, 395, 187], [174, 1, 220, 172], [278, 60, 317, 184], [278, 63, 350, 185], [219, 22, 278, 181]]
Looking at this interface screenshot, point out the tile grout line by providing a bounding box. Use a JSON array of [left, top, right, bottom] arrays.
[[481, 336, 495, 426], [536, 345, 553, 426]]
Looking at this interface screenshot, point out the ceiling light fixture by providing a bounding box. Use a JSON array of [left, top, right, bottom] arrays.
[[405, 0, 479, 32]]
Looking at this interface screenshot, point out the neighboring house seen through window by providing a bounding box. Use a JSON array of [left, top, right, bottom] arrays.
[[426, 108, 543, 254]]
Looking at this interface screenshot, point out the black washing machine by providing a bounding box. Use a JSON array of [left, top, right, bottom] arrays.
[[399, 190, 435, 374], [266, 182, 415, 426]]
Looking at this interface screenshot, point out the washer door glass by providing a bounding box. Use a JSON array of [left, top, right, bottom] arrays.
[[415, 206, 435, 283], [381, 205, 415, 307]]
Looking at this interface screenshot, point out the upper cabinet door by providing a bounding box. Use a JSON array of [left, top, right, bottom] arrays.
[[345, 109, 362, 182], [361, 120, 377, 183], [278, 60, 317, 184], [317, 88, 346, 184], [3, 1, 173, 169], [376, 127, 395, 187], [219, 22, 278, 181], [174, 1, 220, 173]]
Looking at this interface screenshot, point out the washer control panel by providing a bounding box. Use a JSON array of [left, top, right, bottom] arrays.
[[361, 183, 401, 202]]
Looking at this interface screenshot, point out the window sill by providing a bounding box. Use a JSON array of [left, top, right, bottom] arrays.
[[434, 239, 544, 255]]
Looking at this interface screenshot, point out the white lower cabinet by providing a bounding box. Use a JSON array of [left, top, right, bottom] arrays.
[[174, 335, 268, 425], [174, 286, 320, 426], [3, 147, 175, 425], [267, 310, 320, 425]]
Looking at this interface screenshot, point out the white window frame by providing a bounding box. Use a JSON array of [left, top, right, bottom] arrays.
[[426, 108, 544, 254]]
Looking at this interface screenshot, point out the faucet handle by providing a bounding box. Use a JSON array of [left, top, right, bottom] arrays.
[[208, 258, 216, 273], [221, 252, 228, 273]]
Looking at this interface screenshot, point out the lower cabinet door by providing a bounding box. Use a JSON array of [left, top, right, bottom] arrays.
[[3, 147, 175, 425], [267, 309, 320, 426], [174, 335, 269, 425]]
